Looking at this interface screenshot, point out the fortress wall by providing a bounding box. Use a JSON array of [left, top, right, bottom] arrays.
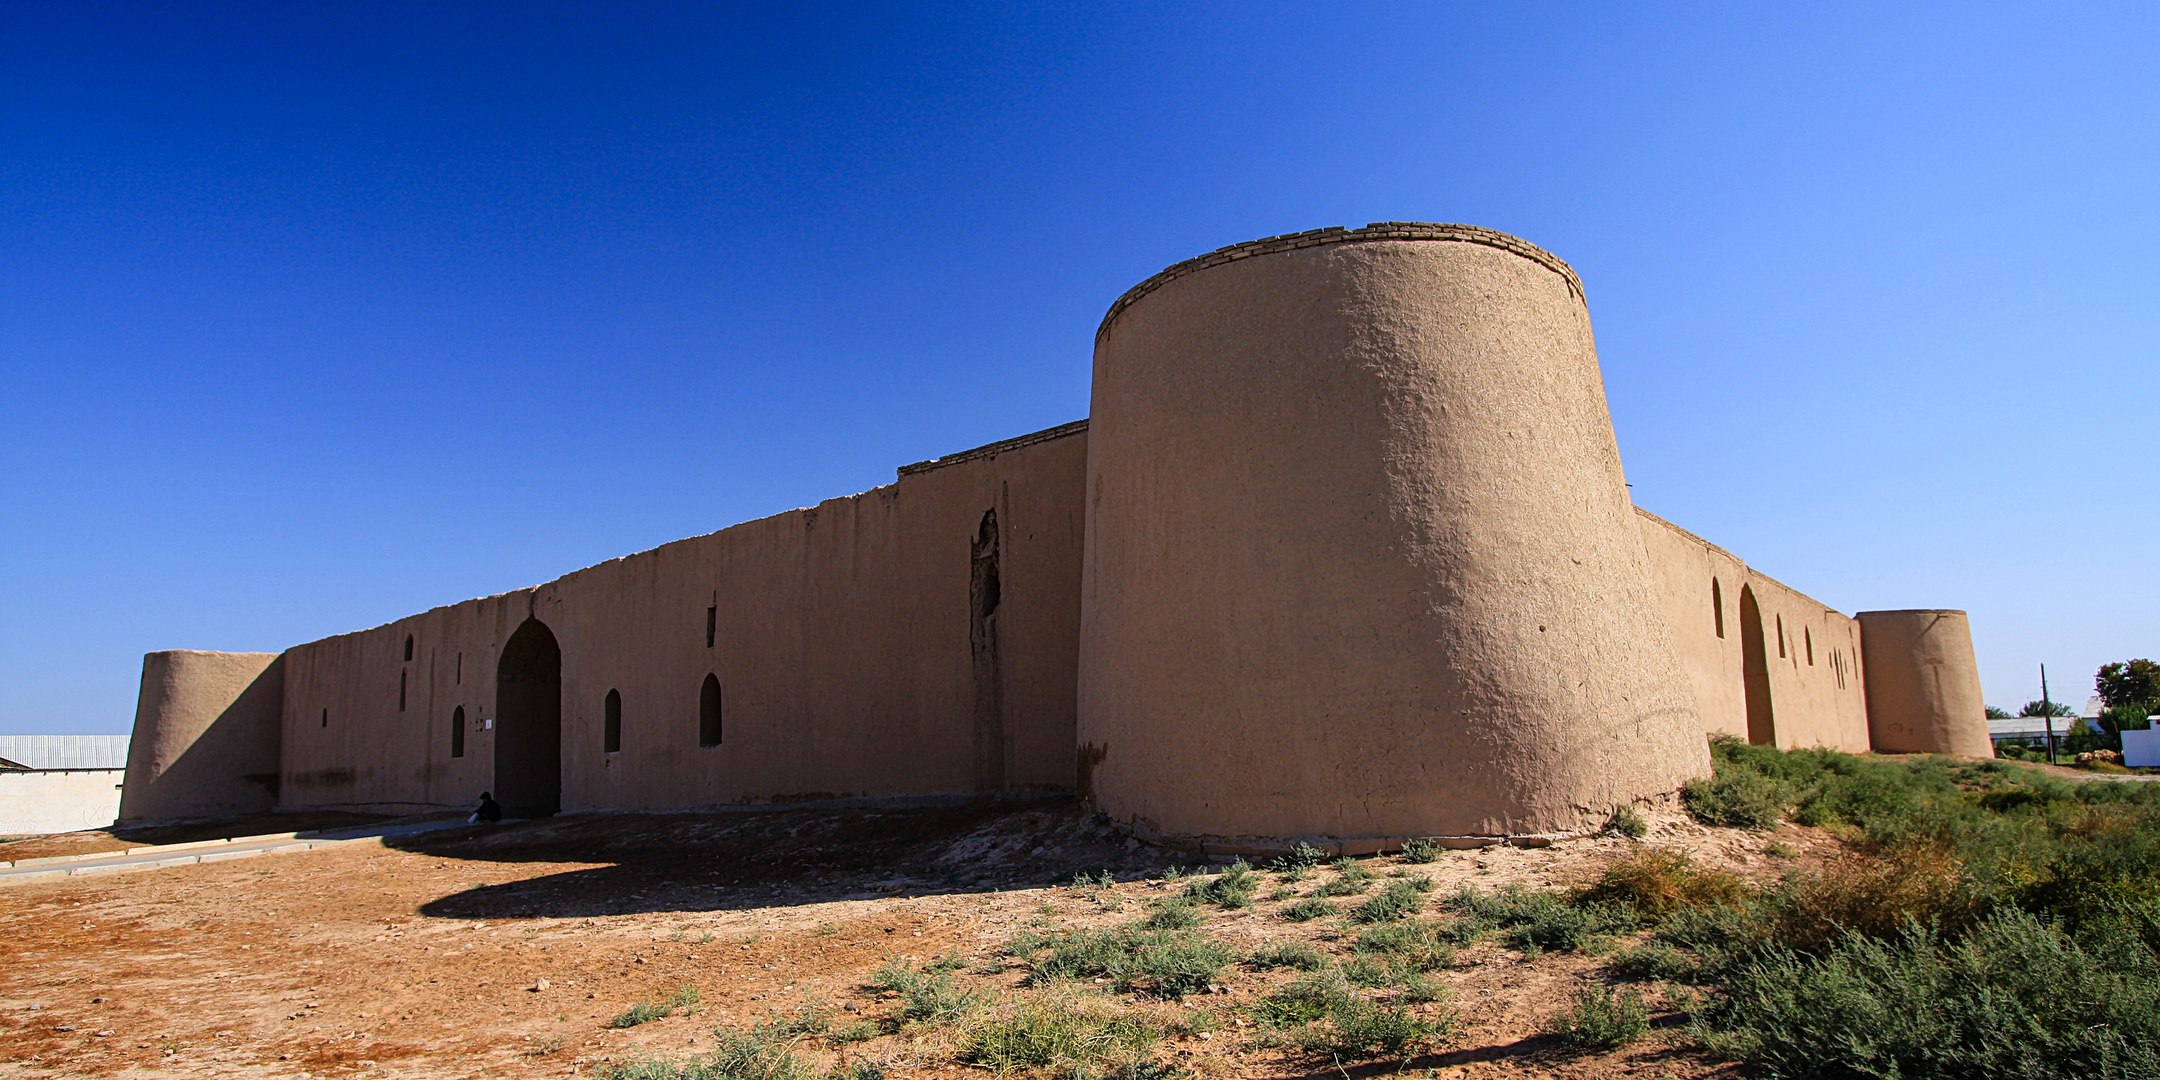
[[1633, 509, 1871, 752], [279, 592, 531, 812], [1634, 509, 1749, 740], [276, 424, 1087, 814], [1744, 573, 1870, 752]]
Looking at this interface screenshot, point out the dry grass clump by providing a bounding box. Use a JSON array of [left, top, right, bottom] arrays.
[[1767, 844, 1978, 955], [1573, 848, 1748, 919]]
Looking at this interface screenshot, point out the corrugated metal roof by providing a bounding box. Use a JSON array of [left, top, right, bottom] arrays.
[[0, 735, 131, 771]]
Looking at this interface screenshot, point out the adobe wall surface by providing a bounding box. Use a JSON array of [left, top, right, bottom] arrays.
[[1858, 609, 1992, 757], [119, 650, 284, 822], [1079, 225, 1711, 846], [1634, 509, 1870, 752], [276, 424, 1088, 813]]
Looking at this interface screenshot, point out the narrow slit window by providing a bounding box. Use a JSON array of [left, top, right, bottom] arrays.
[[1776, 615, 1786, 658], [1805, 627, 1814, 666], [451, 706, 466, 758], [321, 707, 328, 729], [706, 606, 717, 648], [456, 651, 462, 685], [399, 669, 407, 711], [604, 689, 622, 754], [1711, 578, 1725, 638], [403, 634, 414, 662], [700, 674, 723, 748]]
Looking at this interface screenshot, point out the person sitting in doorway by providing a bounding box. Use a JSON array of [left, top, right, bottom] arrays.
[[469, 791, 502, 824]]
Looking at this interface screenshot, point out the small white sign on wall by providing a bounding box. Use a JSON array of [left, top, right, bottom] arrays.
[[2121, 726, 2160, 768]]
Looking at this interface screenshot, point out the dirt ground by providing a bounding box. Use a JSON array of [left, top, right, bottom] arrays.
[[0, 798, 1819, 1079]]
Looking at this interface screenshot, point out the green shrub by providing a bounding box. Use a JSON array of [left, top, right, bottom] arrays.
[[1303, 994, 1453, 1060], [1247, 940, 1330, 971], [1332, 856, 1374, 881], [1314, 877, 1368, 897], [1015, 925, 1233, 999], [1606, 942, 1701, 982], [1281, 898, 1337, 922], [1351, 879, 1429, 923], [959, 992, 1158, 1075], [1254, 973, 1350, 1027], [826, 1020, 878, 1045], [599, 1026, 821, 1080], [1703, 910, 2160, 1079], [1399, 838, 1443, 864], [1354, 921, 1454, 971], [1551, 985, 1649, 1049], [1444, 887, 1631, 954], [1183, 860, 1257, 908], [1269, 842, 1328, 873], [608, 999, 670, 1028], [866, 958, 983, 1024], [1604, 805, 1650, 839], [1141, 898, 1201, 930], [1682, 769, 1792, 830]]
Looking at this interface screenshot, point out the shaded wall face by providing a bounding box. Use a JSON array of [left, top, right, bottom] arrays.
[[1081, 235, 1710, 843], [1859, 609, 1991, 757], [1632, 510, 1872, 753], [277, 429, 1087, 813], [120, 650, 283, 822]]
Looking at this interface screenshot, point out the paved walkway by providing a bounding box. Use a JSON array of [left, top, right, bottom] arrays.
[[0, 817, 471, 884]]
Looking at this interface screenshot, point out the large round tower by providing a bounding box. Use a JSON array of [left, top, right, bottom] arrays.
[[1077, 223, 1710, 850]]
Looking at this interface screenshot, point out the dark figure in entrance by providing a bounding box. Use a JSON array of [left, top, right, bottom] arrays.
[[469, 791, 503, 824]]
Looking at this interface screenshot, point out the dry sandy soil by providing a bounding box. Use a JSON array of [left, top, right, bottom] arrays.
[[0, 798, 1820, 1079]]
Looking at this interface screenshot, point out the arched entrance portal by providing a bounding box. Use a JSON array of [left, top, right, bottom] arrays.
[[495, 618, 562, 817], [1738, 586, 1776, 746]]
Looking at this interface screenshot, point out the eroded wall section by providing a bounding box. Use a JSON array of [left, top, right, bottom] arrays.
[[278, 423, 1088, 813]]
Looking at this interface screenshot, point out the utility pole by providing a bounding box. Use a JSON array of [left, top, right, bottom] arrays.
[[2042, 663, 2056, 765]]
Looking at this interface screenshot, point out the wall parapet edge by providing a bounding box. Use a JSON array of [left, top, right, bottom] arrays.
[[1096, 222, 1585, 342]]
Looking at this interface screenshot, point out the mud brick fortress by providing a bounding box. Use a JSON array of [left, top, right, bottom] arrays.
[[119, 224, 1994, 853]]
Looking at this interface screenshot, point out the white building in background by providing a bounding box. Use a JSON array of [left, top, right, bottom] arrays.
[[0, 735, 129, 836]]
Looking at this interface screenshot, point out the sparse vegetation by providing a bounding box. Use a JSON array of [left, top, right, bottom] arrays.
[[1280, 898, 1337, 922], [1269, 842, 1328, 874], [1011, 924, 1234, 999], [867, 957, 984, 1024], [1139, 897, 1201, 930], [1247, 940, 1330, 971], [1603, 804, 1649, 839], [608, 999, 671, 1028], [1182, 860, 1258, 908], [958, 991, 1159, 1076], [1349, 878, 1429, 923], [1399, 837, 1442, 863], [1551, 985, 1649, 1049]]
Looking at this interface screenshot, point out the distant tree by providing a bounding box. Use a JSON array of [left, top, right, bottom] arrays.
[[2100, 703, 2153, 735], [2097, 659, 2160, 711], [2019, 699, 2076, 718], [1985, 705, 2012, 719]]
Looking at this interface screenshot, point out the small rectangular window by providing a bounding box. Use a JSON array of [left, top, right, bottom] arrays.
[[451, 706, 466, 758]]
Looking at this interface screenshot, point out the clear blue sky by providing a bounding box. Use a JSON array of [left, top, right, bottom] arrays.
[[3, 3, 2154, 734]]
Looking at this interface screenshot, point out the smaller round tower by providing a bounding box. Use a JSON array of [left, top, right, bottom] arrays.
[[1856, 610, 1992, 757], [120, 650, 285, 822]]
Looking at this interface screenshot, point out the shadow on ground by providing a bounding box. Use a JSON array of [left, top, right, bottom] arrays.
[[390, 796, 1168, 919]]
